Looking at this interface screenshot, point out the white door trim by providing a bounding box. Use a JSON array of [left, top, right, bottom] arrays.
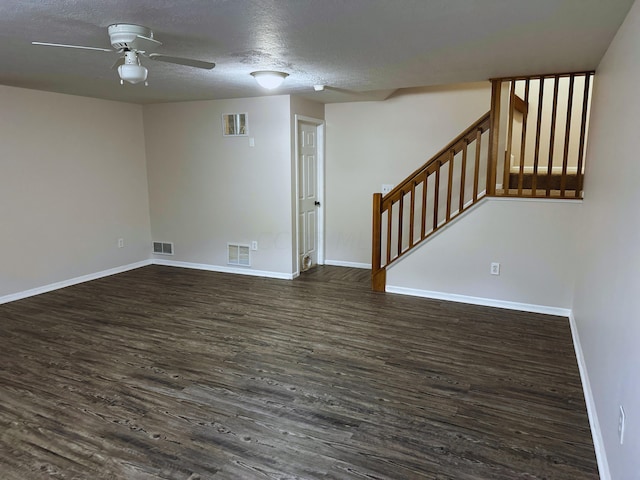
[[294, 115, 325, 276]]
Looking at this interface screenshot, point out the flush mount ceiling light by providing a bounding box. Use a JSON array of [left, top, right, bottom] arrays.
[[250, 71, 289, 90], [118, 51, 148, 85]]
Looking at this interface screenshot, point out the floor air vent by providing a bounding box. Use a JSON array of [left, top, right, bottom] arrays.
[[153, 241, 174, 255], [228, 243, 250, 266]]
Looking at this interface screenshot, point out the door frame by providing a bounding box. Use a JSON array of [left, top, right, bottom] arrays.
[[294, 115, 325, 277]]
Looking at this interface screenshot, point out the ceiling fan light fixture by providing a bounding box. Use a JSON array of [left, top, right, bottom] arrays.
[[251, 71, 289, 90], [32, 24, 215, 89], [118, 63, 148, 84]]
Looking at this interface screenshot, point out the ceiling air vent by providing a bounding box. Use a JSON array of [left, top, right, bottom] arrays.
[[153, 241, 174, 255], [228, 243, 250, 267]]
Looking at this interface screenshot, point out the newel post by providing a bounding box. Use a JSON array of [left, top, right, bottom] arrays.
[[371, 193, 386, 292], [487, 79, 502, 195]]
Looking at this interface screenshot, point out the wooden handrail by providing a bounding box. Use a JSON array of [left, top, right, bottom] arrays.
[[490, 70, 595, 82], [381, 112, 490, 210]]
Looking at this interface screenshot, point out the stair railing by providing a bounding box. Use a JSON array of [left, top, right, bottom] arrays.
[[372, 112, 491, 291], [371, 71, 594, 292], [492, 71, 594, 198]]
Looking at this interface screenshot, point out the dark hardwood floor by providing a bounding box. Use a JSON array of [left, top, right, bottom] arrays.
[[0, 265, 598, 479]]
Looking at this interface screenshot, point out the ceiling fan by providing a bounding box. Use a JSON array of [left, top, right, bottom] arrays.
[[32, 24, 215, 85]]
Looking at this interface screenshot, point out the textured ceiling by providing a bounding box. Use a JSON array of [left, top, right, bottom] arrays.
[[0, 0, 634, 104]]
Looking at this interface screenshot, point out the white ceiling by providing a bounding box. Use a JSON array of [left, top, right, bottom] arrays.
[[0, 0, 634, 104]]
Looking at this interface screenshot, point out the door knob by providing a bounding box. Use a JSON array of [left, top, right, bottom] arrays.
[[314, 201, 321, 206]]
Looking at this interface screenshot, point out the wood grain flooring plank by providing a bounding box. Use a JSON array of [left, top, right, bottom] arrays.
[[0, 265, 598, 479]]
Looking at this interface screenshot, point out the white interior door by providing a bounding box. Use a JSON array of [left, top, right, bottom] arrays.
[[298, 121, 319, 271]]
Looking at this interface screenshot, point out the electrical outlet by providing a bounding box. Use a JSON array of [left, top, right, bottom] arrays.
[[251, 241, 258, 251], [381, 184, 394, 195], [490, 262, 500, 275], [118, 238, 124, 248], [619, 405, 625, 445]]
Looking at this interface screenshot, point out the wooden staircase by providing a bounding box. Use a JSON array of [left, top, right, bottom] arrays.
[[372, 71, 594, 291]]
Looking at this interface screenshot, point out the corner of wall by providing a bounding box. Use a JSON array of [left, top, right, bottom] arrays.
[[568, 312, 611, 480]]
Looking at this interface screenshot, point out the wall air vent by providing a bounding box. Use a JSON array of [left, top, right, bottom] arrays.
[[153, 241, 174, 255], [228, 243, 250, 266]]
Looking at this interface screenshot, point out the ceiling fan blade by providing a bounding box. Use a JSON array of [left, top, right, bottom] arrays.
[[133, 35, 162, 53], [32, 42, 113, 52], [147, 53, 215, 70]]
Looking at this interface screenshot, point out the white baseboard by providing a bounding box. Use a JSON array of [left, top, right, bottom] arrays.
[[569, 312, 610, 480], [152, 259, 294, 280], [385, 285, 571, 317], [0, 260, 152, 305], [0, 259, 294, 305], [324, 260, 372, 269]]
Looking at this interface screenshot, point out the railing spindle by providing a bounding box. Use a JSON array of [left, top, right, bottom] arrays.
[[409, 183, 416, 248], [547, 75, 560, 196], [473, 130, 481, 201], [421, 174, 428, 239], [386, 203, 392, 265], [560, 74, 575, 196], [532, 77, 544, 194], [397, 191, 404, 257], [504, 82, 516, 194], [446, 151, 454, 221], [459, 141, 468, 213], [433, 164, 440, 231], [575, 73, 592, 198], [517, 78, 530, 195]]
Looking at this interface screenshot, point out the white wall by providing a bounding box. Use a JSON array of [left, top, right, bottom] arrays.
[[0, 85, 151, 298], [290, 96, 325, 123], [387, 198, 580, 310], [325, 83, 491, 266], [143, 96, 295, 276], [572, 0, 640, 477]]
